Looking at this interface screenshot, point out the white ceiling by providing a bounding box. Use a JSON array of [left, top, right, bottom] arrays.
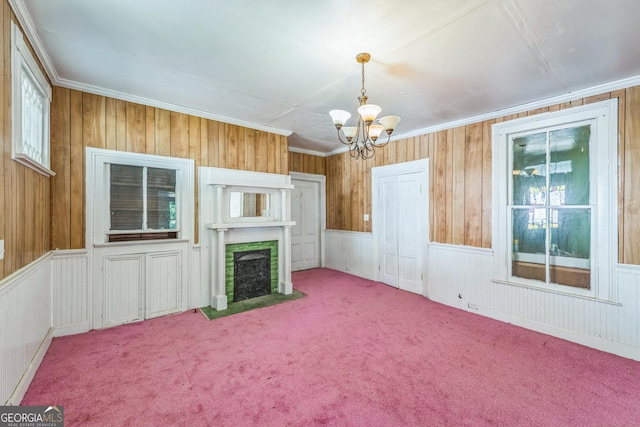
[[14, 0, 640, 154]]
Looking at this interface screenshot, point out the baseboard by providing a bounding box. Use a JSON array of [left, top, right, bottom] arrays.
[[53, 321, 91, 338], [7, 327, 53, 405], [429, 294, 640, 362], [331, 266, 375, 281]]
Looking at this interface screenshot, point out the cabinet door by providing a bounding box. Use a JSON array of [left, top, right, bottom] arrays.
[[146, 251, 181, 318], [104, 254, 144, 327]]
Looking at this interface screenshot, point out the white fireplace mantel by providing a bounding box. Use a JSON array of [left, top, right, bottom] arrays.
[[206, 221, 295, 230], [199, 167, 295, 311]]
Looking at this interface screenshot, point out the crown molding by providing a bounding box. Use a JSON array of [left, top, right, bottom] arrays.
[[8, 0, 292, 137], [287, 146, 327, 157], [391, 75, 640, 141], [56, 77, 293, 137], [8, 0, 59, 84], [7, 0, 639, 154]]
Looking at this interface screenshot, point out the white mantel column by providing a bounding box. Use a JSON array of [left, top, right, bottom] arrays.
[[214, 184, 225, 223], [280, 224, 293, 294], [280, 188, 293, 294], [212, 228, 228, 310]]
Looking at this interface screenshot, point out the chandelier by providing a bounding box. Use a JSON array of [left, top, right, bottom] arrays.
[[329, 52, 401, 160]]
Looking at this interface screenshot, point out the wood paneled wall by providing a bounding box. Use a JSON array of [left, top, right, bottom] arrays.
[[288, 151, 326, 176], [326, 136, 430, 233], [0, 2, 51, 281], [326, 87, 640, 265], [50, 87, 289, 249]]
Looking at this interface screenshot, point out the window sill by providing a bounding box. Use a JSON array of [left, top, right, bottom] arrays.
[[94, 238, 189, 248], [12, 153, 55, 177], [491, 278, 621, 306]]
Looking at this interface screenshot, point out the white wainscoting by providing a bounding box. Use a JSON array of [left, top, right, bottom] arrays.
[[0, 253, 52, 405], [325, 230, 375, 280], [427, 243, 640, 361], [51, 249, 90, 336]]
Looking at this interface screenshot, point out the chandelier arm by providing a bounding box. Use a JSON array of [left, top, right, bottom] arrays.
[[374, 133, 392, 148], [359, 117, 372, 146], [336, 129, 352, 146], [354, 118, 363, 143], [363, 148, 375, 159]]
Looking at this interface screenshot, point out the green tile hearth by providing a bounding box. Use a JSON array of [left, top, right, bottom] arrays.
[[200, 290, 306, 320]]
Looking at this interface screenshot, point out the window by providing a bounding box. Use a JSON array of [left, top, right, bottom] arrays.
[[109, 165, 178, 242], [492, 100, 618, 301], [11, 22, 53, 176], [86, 148, 194, 245]]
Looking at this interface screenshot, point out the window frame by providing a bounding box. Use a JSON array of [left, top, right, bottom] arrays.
[[86, 148, 194, 246], [11, 21, 54, 176], [492, 99, 618, 302]]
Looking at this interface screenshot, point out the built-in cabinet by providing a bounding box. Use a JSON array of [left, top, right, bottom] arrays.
[[95, 241, 189, 328], [86, 149, 195, 329]]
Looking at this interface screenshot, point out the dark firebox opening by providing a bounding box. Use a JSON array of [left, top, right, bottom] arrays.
[[233, 249, 271, 302]]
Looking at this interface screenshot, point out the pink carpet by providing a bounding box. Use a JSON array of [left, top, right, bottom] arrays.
[[22, 268, 640, 426]]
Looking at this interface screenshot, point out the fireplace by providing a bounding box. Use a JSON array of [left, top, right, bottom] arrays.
[[233, 249, 271, 302], [225, 240, 278, 304], [201, 166, 294, 311]]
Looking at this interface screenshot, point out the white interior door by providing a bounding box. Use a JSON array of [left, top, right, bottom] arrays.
[[374, 160, 428, 295], [396, 173, 424, 294], [380, 176, 398, 287], [291, 179, 321, 271]]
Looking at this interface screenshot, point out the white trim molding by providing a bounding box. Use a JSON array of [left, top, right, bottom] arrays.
[[10, 21, 54, 176], [7, 0, 59, 83], [328, 75, 640, 157], [288, 146, 328, 157], [491, 99, 618, 301]]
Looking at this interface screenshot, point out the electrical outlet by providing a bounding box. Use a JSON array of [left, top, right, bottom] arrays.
[[0, 240, 4, 260], [468, 302, 478, 310], [364, 214, 369, 221]]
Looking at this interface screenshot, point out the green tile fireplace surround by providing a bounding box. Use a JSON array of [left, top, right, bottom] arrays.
[[225, 240, 279, 304]]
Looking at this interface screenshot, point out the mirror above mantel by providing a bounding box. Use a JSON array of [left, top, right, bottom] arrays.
[[229, 191, 271, 219]]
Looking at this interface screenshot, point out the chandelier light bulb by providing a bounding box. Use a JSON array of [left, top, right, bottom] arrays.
[[357, 104, 382, 124], [329, 110, 351, 128], [378, 115, 401, 134], [368, 124, 384, 141], [342, 127, 358, 142]]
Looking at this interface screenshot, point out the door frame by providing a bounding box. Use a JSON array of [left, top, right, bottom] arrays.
[[289, 171, 327, 269], [372, 158, 429, 295]]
